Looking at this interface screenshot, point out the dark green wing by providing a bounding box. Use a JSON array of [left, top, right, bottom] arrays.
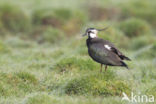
[[89, 42, 123, 66], [101, 39, 131, 61]]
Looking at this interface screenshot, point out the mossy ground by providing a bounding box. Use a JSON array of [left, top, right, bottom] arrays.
[[0, 0, 156, 104]]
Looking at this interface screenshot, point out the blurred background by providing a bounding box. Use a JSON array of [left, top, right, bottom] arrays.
[[0, 0, 156, 104]]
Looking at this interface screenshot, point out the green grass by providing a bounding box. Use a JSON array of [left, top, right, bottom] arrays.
[[65, 72, 131, 96], [0, 72, 42, 97], [119, 18, 151, 37], [0, 3, 31, 33], [0, 0, 155, 104]]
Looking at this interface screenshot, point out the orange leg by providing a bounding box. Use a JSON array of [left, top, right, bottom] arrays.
[[105, 65, 107, 72], [100, 64, 103, 72]]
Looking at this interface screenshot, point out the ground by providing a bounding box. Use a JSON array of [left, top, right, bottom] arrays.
[[0, 0, 156, 104]]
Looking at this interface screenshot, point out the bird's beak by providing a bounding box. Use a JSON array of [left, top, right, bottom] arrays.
[[97, 27, 108, 31], [82, 33, 87, 37]]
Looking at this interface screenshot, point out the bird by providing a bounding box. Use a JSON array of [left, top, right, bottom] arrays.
[[83, 27, 131, 72]]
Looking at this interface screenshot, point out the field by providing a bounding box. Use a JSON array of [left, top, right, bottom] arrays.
[[0, 0, 156, 104]]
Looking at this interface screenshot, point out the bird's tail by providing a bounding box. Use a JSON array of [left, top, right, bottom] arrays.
[[124, 56, 131, 61], [121, 61, 129, 69], [121, 56, 131, 61]]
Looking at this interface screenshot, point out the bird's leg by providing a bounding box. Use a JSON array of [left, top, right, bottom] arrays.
[[105, 65, 107, 72], [100, 64, 103, 72]]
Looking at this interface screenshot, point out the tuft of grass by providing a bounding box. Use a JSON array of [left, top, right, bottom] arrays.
[[133, 43, 156, 59], [50, 49, 64, 58], [145, 85, 156, 98], [41, 27, 64, 43], [32, 8, 88, 35], [24, 93, 126, 104], [119, 18, 151, 37], [87, 4, 121, 21], [53, 8, 72, 22], [29, 26, 65, 43], [32, 8, 63, 27], [25, 94, 54, 104], [0, 72, 43, 97], [0, 3, 31, 33], [0, 40, 10, 53], [54, 56, 97, 72], [62, 10, 88, 35], [121, 0, 156, 26], [129, 35, 155, 50], [65, 72, 131, 96], [16, 72, 38, 84]]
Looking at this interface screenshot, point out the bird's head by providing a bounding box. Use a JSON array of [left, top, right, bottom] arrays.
[[83, 27, 108, 38]]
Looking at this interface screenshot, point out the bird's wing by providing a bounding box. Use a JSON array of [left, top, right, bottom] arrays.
[[89, 42, 123, 66], [110, 47, 131, 60], [102, 40, 131, 61]]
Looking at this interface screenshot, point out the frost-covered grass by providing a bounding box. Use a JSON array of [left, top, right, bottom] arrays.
[[0, 36, 155, 104], [0, 0, 156, 104]]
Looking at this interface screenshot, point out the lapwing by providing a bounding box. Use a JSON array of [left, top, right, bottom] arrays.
[[83, 27, 131, 72]]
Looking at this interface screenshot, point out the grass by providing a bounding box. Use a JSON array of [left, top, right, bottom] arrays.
[[0, 35, 155, 103], [0, 0, 155, 104], [119, 18, 151, 37], [65, 72, 131, 96], [0, 3, 31, 33]]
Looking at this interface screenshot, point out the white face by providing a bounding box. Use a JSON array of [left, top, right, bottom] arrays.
[[88, 29, 98, 38]]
